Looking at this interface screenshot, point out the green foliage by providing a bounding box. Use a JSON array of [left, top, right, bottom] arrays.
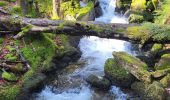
[[154, 0, 170, 24], [5, 54, 17, 61], [131, 0, 147, 11], [127, 23, 170, 43], [61, 0, 94, 20], [129, 14, 144, 23], [10, 6, 22, 15], [0, 1, 7, 7], [0, 85, 20, 100], [2, 71, 18, 81], [22, 33, 57, 71]]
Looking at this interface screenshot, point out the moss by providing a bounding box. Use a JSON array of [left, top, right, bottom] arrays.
[[127, 23, 170, 44], [0, 85, 21, 100], [2, 71, 18, 81], [10, 6, 22, 15], [155, 54, 170, 70], [151, 43, 163, 52], [0, 1, 7, 7], [160, 74, 170, 87], [15, 24, 33, 38], [131, 81, 165, 100], [104, 58, 134, 87], [21, 33, 57, 71], [5, 54, 17, 61], [129, 13, 144, 23]]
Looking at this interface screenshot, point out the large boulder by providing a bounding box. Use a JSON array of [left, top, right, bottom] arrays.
[[86, 74, 111, 90], [112, 52, 151, 83], [104, 58, 135, 87], [131, 81, 166, 100]]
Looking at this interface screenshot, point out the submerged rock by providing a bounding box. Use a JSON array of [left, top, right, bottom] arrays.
[[131, 81, 166, 100], [112, 51, 151, 83], [86, 74, 111, 90], [104, 58, 135, 87]]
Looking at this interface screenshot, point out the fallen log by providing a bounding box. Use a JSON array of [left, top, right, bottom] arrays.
[[0, 15, 170, 44]]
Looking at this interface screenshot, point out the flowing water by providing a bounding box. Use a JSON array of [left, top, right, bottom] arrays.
[[34, 0, 138, 100]]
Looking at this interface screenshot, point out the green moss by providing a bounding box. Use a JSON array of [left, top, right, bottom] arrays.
[[0, 85, 21, 100], [5, 54, 17, 61], [155, 54, 170, 70], [22, 33, 57, 71], [160, 74, 170, 87], [129, 14, 144, 23], [104, 58, 134, 87], [104, 58, 130, 79], [2, 71, 18, 81], [15, 24, 33, 38], [0, 1, 7, 7], [151, 43, 163, 52], [154, 0, 170, 24], [127, 23, 170, 44], [10, 6, 22, 15]]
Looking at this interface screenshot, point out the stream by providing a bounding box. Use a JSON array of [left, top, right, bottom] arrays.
[[33, 0, 139, 99]]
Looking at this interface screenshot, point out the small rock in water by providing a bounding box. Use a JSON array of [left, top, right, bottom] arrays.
[[86, 74, 111, 90]]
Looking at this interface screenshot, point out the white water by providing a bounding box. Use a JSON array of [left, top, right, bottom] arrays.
[[36, 0, 134, 100]]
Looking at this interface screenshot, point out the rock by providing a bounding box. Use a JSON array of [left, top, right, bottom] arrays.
[[151, 70, 167, 79], [22, 72, 46, 92], [151, 43, 163, 53], [86, 74, 111, 90], [155, 54, 170, 70], [104, 58, 135, 87], [113, 52, 151, 83], [131, 81, 166, 100], [94, 0, 102, 18]]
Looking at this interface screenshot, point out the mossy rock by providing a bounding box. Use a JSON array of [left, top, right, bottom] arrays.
[[155, 54, 170, 70], [113, 52, 151, 83], [104, 58, 135, 87], [131, 81, 166, 100], [2, 71, 18, 82], [128, 13, 144, 23], [160, 74, 170, 87], [151, 43, 163, 53]]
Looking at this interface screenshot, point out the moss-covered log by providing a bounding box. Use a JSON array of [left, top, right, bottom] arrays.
[[1, 15, 170, 44]]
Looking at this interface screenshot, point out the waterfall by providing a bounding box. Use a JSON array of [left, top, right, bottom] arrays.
[[35, 0, 134, 100]]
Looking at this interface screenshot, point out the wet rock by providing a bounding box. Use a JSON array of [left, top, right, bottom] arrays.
[[94, 0, 102, 18], [86, 74, 111, 90], [104, 58, 135, 87], [131, 81, 166, 100], [113, 52, 151, 83], [22, 72, 46, 92]]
